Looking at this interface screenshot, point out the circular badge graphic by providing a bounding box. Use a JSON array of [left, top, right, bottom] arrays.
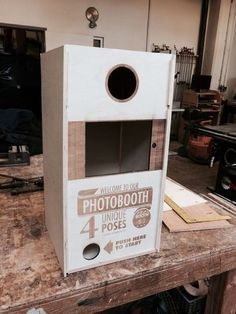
[[133, 207, 151, 228]]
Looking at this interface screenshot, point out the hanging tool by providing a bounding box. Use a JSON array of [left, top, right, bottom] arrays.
[[0, 145, 30, 167], [0, 173, 43, 195]]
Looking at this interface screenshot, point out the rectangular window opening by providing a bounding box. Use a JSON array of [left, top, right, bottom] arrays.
[[85, 121, 152, 177]]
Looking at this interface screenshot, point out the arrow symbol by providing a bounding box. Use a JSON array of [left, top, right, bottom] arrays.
[[104, 240, 113, 254]]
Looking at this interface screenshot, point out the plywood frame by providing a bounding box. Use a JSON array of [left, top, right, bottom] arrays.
[[41, 45, 176, 275], [68, 119, 167, 180]]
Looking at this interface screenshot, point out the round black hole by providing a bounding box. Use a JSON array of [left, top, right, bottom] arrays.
[[107, 65, 138, 102], [83, 243, 100, 260], [152, 143, 157, 148]]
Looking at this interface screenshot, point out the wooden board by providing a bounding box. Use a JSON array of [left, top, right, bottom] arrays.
[[68, 121, 85, 180], [0, 157, 236, 313], [41, 47, 65, 271], [0, 156, 236, 313], [66, 45, 175, 122], [41, 45, 176, 275], [205, 269, 236, 314], [163, 210, 232, 232], [165, 178, 208, 207], [149, 119, 166, 170], [181, 203, 231, 222]]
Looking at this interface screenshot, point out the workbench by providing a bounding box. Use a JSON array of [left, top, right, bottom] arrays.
[[1, 155, 236, 314], [196, 123, 236, 144], [196, 123, 236, 203]]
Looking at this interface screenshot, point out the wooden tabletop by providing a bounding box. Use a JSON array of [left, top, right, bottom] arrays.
[[1, 155, 236, 314]]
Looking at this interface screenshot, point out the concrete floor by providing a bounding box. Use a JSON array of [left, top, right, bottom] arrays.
[[167, 141, 218, 195]]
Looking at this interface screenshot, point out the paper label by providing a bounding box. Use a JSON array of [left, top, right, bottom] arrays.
[[67, 171, 162, 272]]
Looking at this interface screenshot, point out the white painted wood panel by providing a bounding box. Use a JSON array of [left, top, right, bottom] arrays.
[[66, 45, 174, 121], [41, 47, 66, 271], [42, 45, 175, 275], [67, 170, 162, 273], [165, 178, 207, 207]]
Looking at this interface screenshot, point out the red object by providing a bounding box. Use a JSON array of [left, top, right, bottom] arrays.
[[188, 136, 212, 161]]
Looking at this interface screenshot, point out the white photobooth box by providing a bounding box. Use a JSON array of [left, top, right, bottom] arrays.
[[41, 45, 175, 275]]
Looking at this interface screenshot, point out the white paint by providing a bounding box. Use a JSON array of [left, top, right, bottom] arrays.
[[27, 308, 47, 314], [46, 31, 92, 51], [147, 0, 201, 52], [0, 0, 201, 52], [42, 45, 175, 274], [66, 45, 174, 121], [154, 52, 175, 250], [165, 178, 207, 208], [67, 171, 161, 272], [0, 0, 148, 51]]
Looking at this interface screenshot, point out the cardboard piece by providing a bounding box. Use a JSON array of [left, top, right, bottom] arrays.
[[163, 210, 232, 233]]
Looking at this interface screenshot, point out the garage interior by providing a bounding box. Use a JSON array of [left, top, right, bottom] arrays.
[[0, 1, 236, 313]]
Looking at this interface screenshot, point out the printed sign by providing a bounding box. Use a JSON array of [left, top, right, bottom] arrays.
[[77, 183, 152, 238], [77, 186, 153, 215], [67, 171, 162, 272]]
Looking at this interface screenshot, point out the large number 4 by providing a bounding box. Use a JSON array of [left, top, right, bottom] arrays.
[[80, 216, 98, 239]]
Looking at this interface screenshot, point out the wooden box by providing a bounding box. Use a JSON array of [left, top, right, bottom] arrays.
[[41, 45, 175, 275]]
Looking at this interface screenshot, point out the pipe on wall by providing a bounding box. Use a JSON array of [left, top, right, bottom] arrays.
[[145, 0, 151, 51], [195, 0, 210, 75]]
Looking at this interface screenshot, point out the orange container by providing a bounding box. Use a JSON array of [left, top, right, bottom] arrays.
[[188, 136, 212, 161]]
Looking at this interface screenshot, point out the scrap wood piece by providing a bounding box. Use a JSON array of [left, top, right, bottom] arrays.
[[165, 178, 231, 223], [164, 194, 231, 223], [162, 210, 232, 233], [165, 178, 208, 207]]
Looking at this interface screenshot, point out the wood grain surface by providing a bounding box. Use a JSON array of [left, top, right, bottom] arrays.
[[149, 119, 166, 170], [0, 155, 236, 314], [68, 121, 85, 180], [205, 269, 236, 314]]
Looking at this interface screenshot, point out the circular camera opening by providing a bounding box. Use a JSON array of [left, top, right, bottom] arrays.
[[106, 65, 138, 102]]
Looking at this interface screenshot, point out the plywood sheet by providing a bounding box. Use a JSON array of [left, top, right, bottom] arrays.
[[181, 203, 231, 222], [66, 45, 175, 121], [163, 210, 232, 232], [41, 47, 65, 271], [165, 178, 207, 207]]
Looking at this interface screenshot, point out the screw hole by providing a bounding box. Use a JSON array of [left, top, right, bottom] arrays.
[[152, 143, 157, 148]]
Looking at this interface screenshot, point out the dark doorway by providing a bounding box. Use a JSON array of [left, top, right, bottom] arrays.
[[0, 23, 46, 155]]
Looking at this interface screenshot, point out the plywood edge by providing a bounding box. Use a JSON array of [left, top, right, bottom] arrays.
[[155, 54, 176, 249], [41, 46, 66, 274]]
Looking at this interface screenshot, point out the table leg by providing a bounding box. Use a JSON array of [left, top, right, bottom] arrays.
[[205, 269, 236, 314]]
